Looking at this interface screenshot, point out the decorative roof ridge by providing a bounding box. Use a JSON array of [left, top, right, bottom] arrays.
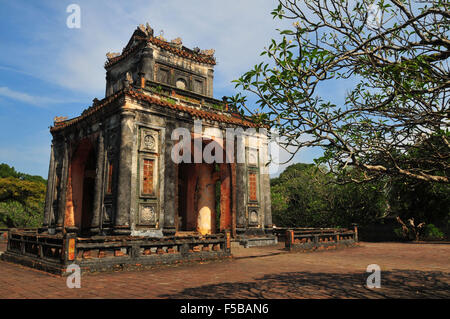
[[127, 89, 258, 128], [50, 88, 130, 132], [104, 32, 216, 69], [140, 89, 230, 117], [50, 87, 259, 133]]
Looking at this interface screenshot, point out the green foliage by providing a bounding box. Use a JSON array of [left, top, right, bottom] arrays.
[[230, 0, 449, 184], [0, 200, 43, 228], [423, 224, 445, 241], [393, 227, 404, 240], [0, 163, 46, 184], [271, 163, 387, 228], [210, 104, 223, 111], [388, 136, 450, 232], [389, 177, 450, 227], [163, 97, 177, 105], [272, 160, 448, 240], [0, 163, 46, 228]]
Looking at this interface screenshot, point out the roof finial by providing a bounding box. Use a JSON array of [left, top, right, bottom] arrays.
[[106, 52, 120, 60], [145, 22, 154, 36], [54, 116, 68, 123], [156, 30, 166, 41], [200, 49, 215, 56], [171, 37, 183, 48]]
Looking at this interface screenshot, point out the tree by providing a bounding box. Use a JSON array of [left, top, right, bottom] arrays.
[[271, 163, 332, 227], [271, 163, 387, 227], [388, 138, 450, 228], [0, 163, 46, 228], [230, 0, 449, 184], [0, 163, 47, 184]]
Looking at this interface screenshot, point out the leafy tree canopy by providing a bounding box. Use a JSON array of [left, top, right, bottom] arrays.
[[271, 163, 388, 227], [230, 0, 449, 184], [0, 163, 46, 184], [0, 163, 46, 228]]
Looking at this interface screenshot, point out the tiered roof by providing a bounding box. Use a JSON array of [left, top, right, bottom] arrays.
[[51, 87, 258, 133]]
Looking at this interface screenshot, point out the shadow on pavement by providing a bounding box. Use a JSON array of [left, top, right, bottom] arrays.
[[160, 269, 450, 299]]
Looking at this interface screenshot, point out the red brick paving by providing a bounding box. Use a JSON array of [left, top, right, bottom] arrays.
[[0, 242, 448, 299]]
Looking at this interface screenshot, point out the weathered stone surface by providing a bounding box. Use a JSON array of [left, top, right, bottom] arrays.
[[9, 25, 275, 276]]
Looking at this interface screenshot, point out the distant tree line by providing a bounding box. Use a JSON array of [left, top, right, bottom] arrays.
[[0, 163, 46, 228], [271, 163, 449, 240]]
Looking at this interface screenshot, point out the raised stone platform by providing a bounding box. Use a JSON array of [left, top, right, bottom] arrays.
[[1, 229, 232, 275]]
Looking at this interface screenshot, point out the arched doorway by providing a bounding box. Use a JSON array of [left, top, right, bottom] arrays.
[[65, 138, 96, 234], [176, 138, 232, 235]]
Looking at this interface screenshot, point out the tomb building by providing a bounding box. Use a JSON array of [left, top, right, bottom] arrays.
[[42, 24, 275, 244]]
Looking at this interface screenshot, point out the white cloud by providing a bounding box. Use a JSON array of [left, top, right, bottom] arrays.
[[2, 0, 289, 98], [0, 86, 81, 108]]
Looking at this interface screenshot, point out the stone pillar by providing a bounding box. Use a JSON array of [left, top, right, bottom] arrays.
[[114, 110, 135, 235], [286, 229, 294, 250], [56, 141, 69, 233], [235, 162, 247, 235], [352, 223, 359, 242], [163, 122, 176, 236], [261, 143, 273, 234], [42, 143, 56, 232], [140, 45, 154, 82], [263, 171, 273, 234], [91, 129, 105, 234], [219, 163, 232, 232]]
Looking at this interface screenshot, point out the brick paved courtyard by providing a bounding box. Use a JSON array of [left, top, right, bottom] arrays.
[[0, 242, 448, 299]]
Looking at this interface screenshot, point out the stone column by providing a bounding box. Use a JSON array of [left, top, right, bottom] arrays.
[[56, 141, 69, 233], [114, 110, 135, 235], [235, 162, 247, 235], [263, 172, 273, 234], [163, 122, 176, 236], [140, 45, 154, 82], [91, 129, 105, 234], [42, 143, 56, 232], [261, 142, 273, 234]]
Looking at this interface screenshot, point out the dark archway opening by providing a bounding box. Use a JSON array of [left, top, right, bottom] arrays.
[[80, 148, 96, 234], [65, 138, 97, 236], [176, 138, 232, 235]]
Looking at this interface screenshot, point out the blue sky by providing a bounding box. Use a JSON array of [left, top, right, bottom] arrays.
[[0, 0, 346, 178]]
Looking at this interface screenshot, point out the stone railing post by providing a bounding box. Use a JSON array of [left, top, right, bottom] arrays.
[[225, 230, 231, 253], [64, 232, 77, 265], [6, 230, 11, 252], [352, 223, 359, 242], [285, 229, 294, 250], [314, 234, 319, 248]]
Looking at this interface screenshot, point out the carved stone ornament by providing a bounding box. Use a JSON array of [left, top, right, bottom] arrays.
[[53, 116, 68, 123], [140, 205, 157, 225], [171, 37, 183, 48], [249, 210, 259, 224], [106, 52, 120, 60], [140, 129, 158, 152], [200, 49, 215, 56]]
